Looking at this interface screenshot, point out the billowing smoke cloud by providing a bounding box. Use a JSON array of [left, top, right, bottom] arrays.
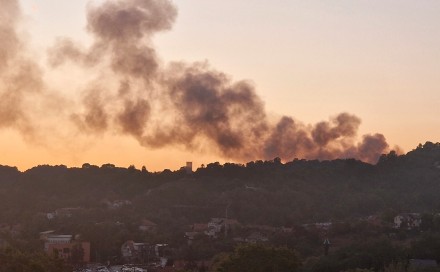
[[48, 0, 177, 135], [0, 0, 395, 164], [0, 0, 45, 138]]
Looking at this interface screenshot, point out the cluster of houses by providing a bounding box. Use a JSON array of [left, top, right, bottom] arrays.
[[301, 213, 425, 232], [184, 218, 296, 245], [23, 211, 440, 268]]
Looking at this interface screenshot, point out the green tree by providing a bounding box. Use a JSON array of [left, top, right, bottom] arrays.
[[0, 248, 70, 272], [212, 244, 300, 272]]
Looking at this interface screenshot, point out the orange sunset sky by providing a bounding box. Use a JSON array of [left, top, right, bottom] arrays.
[[1, 0, 439, 171]]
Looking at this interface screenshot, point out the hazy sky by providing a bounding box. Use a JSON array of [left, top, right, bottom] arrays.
[[2, 0, 439, 170]]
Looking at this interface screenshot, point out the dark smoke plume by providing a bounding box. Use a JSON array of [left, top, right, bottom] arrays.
[[0, 0, 46, 138], [1, 0, 395, 164], [71, 88, 109, 133]]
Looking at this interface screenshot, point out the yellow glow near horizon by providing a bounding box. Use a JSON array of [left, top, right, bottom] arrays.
[[1, 129, 224, 171], [1, 0, 439, 170]]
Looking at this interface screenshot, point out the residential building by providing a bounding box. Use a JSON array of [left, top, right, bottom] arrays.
[[394, 213, 422, 229], [139, 219, 157, 232], [245, 232, 269, 243], [42, 233, 90, 263], [121, 241, 148, 263]]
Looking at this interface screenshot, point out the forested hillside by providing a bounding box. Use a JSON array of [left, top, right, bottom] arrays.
[[0, 142, 439, 269], [0, 142, 439, 226]]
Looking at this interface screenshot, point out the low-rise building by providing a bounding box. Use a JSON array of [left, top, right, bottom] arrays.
[[245, 232, 269, 243], [185, 223, 209, 245], [121, 241, 148, 263], [42, 233, 90, 263], [205, 218, 240, 238], [139, 219, 157, 232], [46, 207, 82, 220], [121, 241, 169, 265], [394, 213, 422, 229]]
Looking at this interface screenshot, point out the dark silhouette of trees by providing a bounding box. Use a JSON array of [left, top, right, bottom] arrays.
[[0, 248, 70, 272], [69, 243, 85, 267], [212, 244, 300, 272]]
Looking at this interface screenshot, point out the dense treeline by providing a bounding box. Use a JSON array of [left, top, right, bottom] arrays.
[[0, 141, 439, 268], [0, 142, 438, 225]]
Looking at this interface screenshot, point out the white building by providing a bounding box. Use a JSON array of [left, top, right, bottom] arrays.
[[394, 213, 422, 229]]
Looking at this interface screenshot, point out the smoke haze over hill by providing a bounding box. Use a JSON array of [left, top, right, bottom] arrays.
[[0, 0, 395, 163]]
